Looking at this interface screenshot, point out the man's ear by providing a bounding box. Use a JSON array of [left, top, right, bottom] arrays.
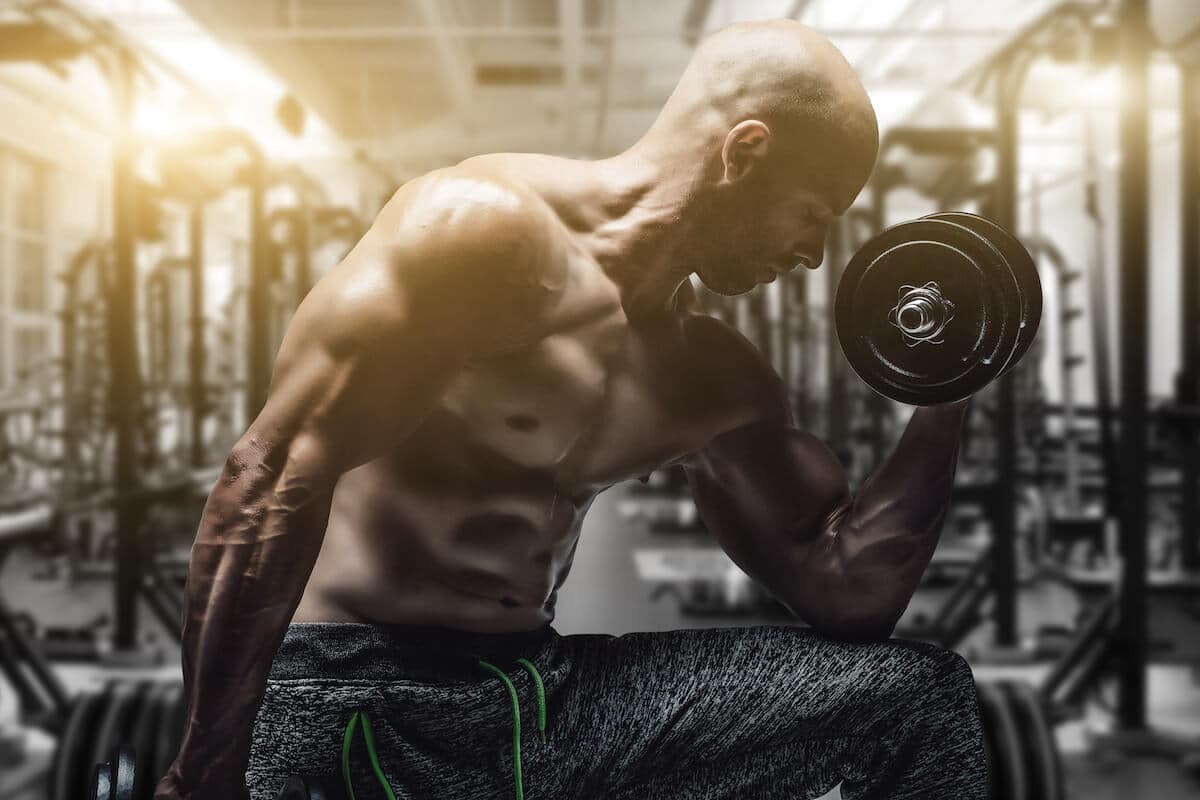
[[721, 120, 771, 183]]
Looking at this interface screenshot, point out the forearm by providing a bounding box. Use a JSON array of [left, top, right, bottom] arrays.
[[828, 399, 971, 635], [166, 464, 331, 793]]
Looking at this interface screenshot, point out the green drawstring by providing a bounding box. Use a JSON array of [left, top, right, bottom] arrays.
[[341, 710, 397, 800], [515, 658, 548, 746], [338, 658, 548, 800], [477, 658, 548, 800]]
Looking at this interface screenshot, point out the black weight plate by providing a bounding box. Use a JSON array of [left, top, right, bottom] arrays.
[[977, 681, 1029, 800], [88, 681, 142, 785], [977, 691, 1000, 800], [923, 212, 1042, 374], [91, 760, 113, 800], [131, 683, 171, 800], [999, 680, 1064, 800], [835, 218, 1022, 405], [114, 682, 155, 800], [114, 745, 137, 800], [153, 683, 184, 789], [53, 689, 108, 800]]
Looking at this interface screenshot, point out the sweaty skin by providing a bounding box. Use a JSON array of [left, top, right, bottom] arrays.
[[156, 20, 970, 800]]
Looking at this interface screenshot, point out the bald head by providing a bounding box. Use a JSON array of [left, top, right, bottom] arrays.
[[635, 20, 879, 296], [651, 19, 878, 202]]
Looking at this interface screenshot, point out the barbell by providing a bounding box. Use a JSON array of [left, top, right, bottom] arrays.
[[835, 211, 1042, 406]]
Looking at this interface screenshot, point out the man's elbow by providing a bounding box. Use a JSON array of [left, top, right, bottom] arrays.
[[784, 591, 902, 643], [816, 611, 900, 643]]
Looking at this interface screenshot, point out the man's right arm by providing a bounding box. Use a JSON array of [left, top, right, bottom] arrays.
[[154, 172, 561, 800]]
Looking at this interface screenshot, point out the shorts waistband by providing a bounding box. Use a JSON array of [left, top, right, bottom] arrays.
[[267, 622, 560, 683]]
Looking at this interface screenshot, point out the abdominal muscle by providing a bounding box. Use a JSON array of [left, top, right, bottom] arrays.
[[290, 456, 590, 634]]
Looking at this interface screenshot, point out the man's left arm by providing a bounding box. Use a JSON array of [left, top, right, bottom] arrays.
[[682, 395, 970, 642]]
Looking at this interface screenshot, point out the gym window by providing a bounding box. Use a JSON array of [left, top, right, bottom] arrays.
[[0, 148, 51, 389]]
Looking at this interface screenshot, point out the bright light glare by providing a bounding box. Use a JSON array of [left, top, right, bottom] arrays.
[[132, 97, 178, 138], [1085, 67, 1122, 108], [79, 0, 340, 157]]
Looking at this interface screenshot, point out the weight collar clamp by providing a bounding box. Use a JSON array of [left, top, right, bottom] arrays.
[[889, 282, 955, 347]]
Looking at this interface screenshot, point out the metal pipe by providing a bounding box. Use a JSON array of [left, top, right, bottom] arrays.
[[246, 170, 271, 427], [952, 1, 1096, 93], [0, 630, 47, 718], [0, 593, 70, 714], [1080, 33, 1122, 523], [1180, 67, 1200, 570], [1045, 594, 1119, 709], [107, 50, 143, 653], [1115, 0, 1150, 730], [990, 58, 1023, 649], [188, 202, 206, 468]]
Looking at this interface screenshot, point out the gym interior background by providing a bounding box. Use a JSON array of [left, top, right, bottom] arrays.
[[0, 0, 1197, 798]]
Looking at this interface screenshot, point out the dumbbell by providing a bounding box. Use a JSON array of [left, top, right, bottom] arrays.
[[834, 212, 1042, 406]]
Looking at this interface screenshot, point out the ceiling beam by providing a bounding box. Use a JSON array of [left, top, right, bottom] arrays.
[[128, 24, 1011, 41]]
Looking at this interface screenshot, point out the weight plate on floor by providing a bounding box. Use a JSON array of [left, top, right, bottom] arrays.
[[977, 680, 1030, 800], [153, 683, 185, 789], [92, 759, 113, 800], [922, 211, 1042, 375], [53, 689, 108, 800], [114, 744, 137, 800], [978, 692, 1000, 800], [999, 680, 1064, 800], [835, 218, 1023, 405], [88, 681, 143, 784], [131, 682, 171, 800]]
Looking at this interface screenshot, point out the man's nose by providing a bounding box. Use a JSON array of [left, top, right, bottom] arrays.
[[792, 242, 825, 270], [792, 224, 829, 269]]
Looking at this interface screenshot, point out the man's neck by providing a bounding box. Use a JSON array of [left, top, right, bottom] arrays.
[[582, 142, 709, 319]]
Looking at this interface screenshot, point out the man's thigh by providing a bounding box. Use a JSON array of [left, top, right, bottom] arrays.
[[548, 625, 979, 798], [247, 679, 508, 800]]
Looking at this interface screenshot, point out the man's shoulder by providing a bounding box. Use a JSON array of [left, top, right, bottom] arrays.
[[377, 163, 569, 298], [388, 164, 552, 244]]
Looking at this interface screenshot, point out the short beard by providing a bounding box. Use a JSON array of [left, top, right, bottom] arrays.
[[690, 181, 773, 297], [696, 260, 759, 296]]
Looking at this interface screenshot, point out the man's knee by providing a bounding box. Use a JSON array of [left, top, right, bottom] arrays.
[[878, 640, 978, 705]]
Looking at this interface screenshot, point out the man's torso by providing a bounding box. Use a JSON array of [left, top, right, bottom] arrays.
[[294, 154, 776, 632]]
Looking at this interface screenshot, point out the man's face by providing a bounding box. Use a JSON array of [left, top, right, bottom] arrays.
[[692, 122, 876, 297], [692, 167, 840, 296]]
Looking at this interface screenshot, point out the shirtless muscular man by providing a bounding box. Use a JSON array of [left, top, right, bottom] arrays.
[[156, 19, 987, 800]]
